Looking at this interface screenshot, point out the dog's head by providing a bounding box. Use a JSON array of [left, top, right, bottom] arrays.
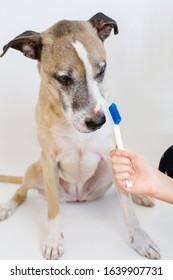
[[1, 13, 118, 133]]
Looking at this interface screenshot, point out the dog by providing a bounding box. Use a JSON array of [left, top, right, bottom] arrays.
[[0, 12, 160, 260]]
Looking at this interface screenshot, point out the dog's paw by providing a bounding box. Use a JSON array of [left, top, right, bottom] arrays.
[[0, 200, 17, 220], [131, 194, 155, 207], [130, 229, 160, 259], [42, 232, 64, 260]]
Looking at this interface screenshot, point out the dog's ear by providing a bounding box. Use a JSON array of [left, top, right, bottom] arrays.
[[0, 31, 42, 60], [89, 12, 118, 41]]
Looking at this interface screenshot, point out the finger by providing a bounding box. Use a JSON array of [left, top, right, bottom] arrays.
[[111, 156, 132, 166], [114, 175, 134, 192], [119, 180, 133, 192], [114, 171, 133, 184], [112, 163, 134, 176], [110, 149, 129, 158]]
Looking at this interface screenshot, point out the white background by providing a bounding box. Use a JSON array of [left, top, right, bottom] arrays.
[[0, 0, 173, 260]]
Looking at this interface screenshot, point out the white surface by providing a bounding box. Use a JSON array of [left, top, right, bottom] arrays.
[[0, 0, 173, 260], [0, 185, 173, 260]]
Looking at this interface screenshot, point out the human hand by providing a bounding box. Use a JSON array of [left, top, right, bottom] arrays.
[[110, 148, 158, 196]]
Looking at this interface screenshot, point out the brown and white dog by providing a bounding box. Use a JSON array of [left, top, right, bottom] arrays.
[[0, 13, 160, 259]]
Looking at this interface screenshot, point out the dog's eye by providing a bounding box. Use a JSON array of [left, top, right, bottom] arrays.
[[95, 65, 106, 82], [55, 75, 73, 86]]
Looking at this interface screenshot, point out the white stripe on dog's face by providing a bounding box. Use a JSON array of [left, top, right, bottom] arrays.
[[72, 41, 105, 111], [72, 41, 93, 80]]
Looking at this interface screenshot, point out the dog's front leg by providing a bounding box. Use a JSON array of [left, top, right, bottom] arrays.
[[118, 190, 160, 259], [41, 152, 63, 260]]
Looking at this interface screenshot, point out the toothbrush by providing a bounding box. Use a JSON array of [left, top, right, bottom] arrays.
[[108, 102, 133, 188]]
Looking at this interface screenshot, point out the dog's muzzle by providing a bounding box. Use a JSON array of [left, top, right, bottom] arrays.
[[85, 113, 106, 131]]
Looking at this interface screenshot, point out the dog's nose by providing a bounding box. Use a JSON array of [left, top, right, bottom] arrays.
[[85, 114, 106, 131]]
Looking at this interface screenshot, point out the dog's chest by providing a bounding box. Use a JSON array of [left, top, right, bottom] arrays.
[[51, 124, 112, 182]]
